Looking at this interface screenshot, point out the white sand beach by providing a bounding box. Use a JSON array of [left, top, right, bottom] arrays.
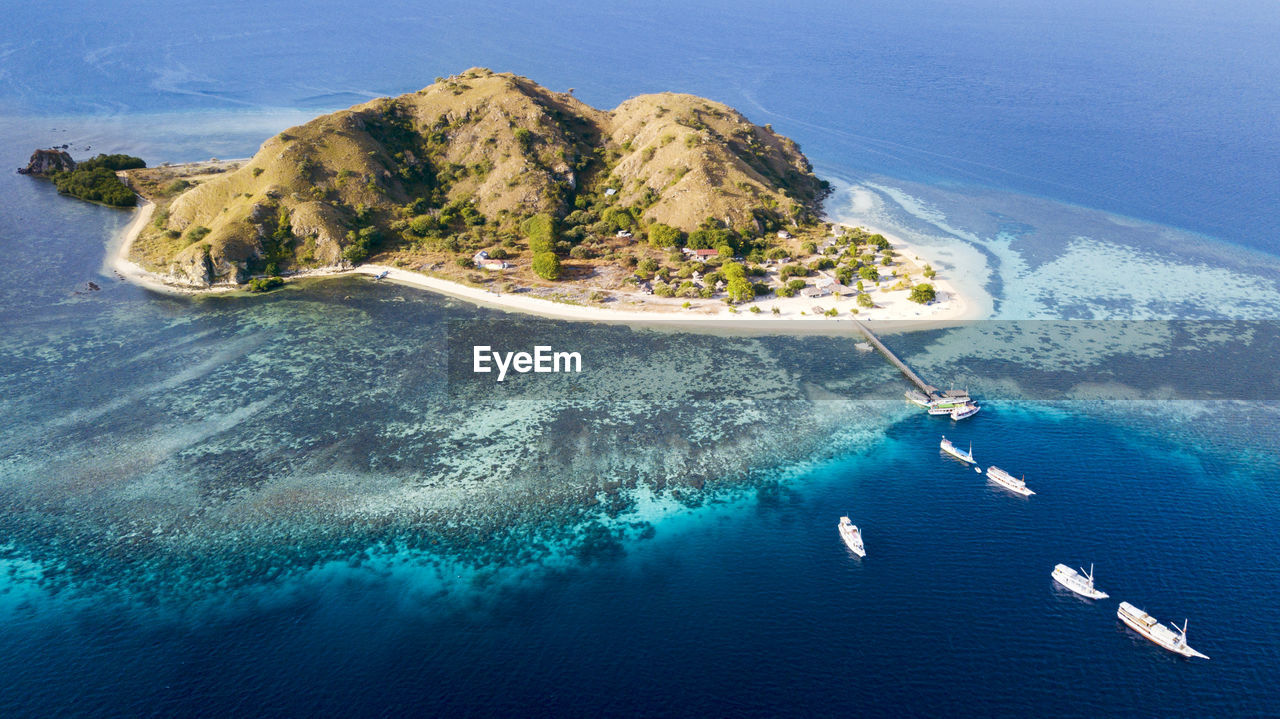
[[112, 198, 986, 331]]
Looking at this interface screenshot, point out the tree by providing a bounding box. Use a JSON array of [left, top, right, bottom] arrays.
[[857, 293, 875, 308], [522, 214, 557, 254], [687, 225, 732, 250], [342, 226, 380, 264], [909, 283, 936, 304], [726, 277, 755, 304], [532, 252, 561, 280], [858, 265, 879, 283], [800, 241, 818, 256], [716, 244, 734, 259], [721, 261, 746, 281], [648, 223, 684, 248], [923, 264, 936, 279], [601, 206, 637, 231]]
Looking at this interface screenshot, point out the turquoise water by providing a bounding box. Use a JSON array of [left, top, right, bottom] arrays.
[[3, 1, 1280, 715]]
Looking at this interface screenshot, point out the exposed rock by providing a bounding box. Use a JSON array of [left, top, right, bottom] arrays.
[[170, 244, 215, 285], [18, 148, 76, 175], [288, 202, 349, 267]]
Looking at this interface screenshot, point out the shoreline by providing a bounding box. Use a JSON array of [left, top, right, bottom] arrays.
[[110, 194, 987, 334]]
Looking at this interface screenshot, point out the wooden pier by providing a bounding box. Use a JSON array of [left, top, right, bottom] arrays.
[[853, 319, 940, 397]]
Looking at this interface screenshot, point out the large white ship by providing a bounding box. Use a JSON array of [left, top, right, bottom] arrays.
[[940, 436, 975, 463], [986, 466, 1035, 496], [1117, 602, 1209, 659], [838, 516, 865, 557], [1052, 563, 1108, 600]]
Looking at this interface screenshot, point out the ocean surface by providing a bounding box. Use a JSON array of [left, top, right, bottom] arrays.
[[2, 1, 1279, 716]]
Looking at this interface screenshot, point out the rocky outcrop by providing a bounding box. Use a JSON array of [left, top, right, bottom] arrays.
[[18, 149, 76, 175], [168, 241, 249, 286]]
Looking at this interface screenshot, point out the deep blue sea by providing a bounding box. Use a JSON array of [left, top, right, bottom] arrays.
[[3, 1, 1280, 716]]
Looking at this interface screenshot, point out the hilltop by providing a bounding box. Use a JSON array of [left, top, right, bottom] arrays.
[[124, 69, 830, 288]]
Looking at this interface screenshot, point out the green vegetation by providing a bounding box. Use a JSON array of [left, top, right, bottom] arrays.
[[52, 166, 137, 206], [343, 226, 380, 263], [246, 276, 285, 292], [79, 154, 146, 172], [857, 293, 875, 308], [532, 251, 561, 280], [648, 223, 684, 248], [259, 207, 294, 275], [725, 277, 754, 303], [47, 154, 147, 207], [923, 264, 936, 279], [522, 213, 557, 254], [909, 283, 936, 304]]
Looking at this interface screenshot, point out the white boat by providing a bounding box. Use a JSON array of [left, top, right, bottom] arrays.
[[1052, 563, 1108, 600], [950, 403, 980, 420], [928, 405, 956, 416], [1117, 602, 1209, 659], [838, 516, 865, 557], [940, 435, 975, 463], [986, 466, 1034, 496]]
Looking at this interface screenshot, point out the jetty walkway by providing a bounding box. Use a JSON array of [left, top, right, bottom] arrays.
[[853, 319, 959, 402]]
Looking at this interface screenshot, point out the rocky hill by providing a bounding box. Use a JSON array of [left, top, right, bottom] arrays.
[[17, 149, 77, 175], [128, 69, 829, 286]]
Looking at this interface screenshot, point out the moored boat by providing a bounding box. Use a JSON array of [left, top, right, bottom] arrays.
[[1117, 602, 1209, 659], [940, 435, 975, 463], [950, 403, 980, 420], [1052, 563, 1108, 600], [986, 466, 1034, 496], [838, 516, 865, 557]]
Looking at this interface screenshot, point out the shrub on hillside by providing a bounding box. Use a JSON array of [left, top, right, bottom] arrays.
[[532, 252, 561, 280]]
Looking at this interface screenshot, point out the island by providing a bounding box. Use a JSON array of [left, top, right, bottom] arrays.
[[101, 69, 969, 323]]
